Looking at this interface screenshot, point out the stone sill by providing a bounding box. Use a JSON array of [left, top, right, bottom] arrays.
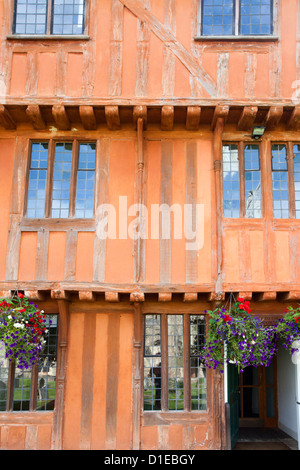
[[194, 35, 279, 42], [6, 34, 90, 41]]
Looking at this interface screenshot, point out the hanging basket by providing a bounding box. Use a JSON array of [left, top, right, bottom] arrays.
[[199, 294, 300, 373], [0, 293, 50, 370]]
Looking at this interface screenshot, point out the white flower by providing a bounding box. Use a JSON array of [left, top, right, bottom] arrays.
[[7, 315, 12, 320]]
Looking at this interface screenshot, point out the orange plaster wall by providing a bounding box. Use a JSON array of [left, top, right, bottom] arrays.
[[47, 232, 66, 281], [75, 232, 94, 282], [63, 312, 84, 450], [37, 52, 56, 96], [18, 232, 37, 281], [145, 140, 161, 284], [105, 139, 135, 284], [0, 139, 15, 281], [197, 139, 212, 283]]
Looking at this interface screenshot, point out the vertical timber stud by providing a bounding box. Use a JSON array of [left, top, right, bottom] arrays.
[[135, 117, 145, 283], [132, 302, 142, 450], [213, 112, 227, 296], [52, 299, 69, 450], [212, 110, 227, 450]]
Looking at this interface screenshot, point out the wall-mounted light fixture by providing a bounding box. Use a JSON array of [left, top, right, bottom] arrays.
[[252, 126, 266, 140]]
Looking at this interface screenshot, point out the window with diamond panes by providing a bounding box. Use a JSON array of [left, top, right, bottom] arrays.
[[14, 0, 86, 35]]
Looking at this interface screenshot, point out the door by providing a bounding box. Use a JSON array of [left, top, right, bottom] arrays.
[[239, 360, 278, 428], [227, 363, 239, 448]]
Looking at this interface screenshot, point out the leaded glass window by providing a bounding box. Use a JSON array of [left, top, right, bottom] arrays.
[[143, 314, 207, 412], [244, 144, 262, 218], [14, 0, 86, 35], [272, 144, 289, 219]]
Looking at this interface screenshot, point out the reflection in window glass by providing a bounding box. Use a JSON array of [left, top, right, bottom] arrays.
[[143, 315, 161, 411], [52, 0, 85, 35], [190, 315, 206, 410], [240, 0, 272, 36], [51, 143, 72, 218], [272, 144, 289, 218], [223, 144, 240, 218], [168, 315, 184, 411], [244, 145, 262, 218], [36, 316, 58, 411], [293, 145, 300, 219], [75, 143, 96, 218], [14, 0, 48, 35], [27, 142, 49, 218], [202, 0, 234, 36], [0, 342, 8, 411]]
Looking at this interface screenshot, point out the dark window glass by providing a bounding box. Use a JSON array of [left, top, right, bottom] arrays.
[[52, 0, 85, 35], [143, 315, 162, 411], [0, 315, 58, 412], [222, 144, 240, 218], [240, 0, 272, 35], [272, 144, 289, 218], [143, 315, 207, 412], [168, 315, 184, 411], [190, 315, 207, 411], [244, 145, 262, 218], [27, 142, 49, 218], [75, 143, 96, 218], [202, 0, 234, 36]]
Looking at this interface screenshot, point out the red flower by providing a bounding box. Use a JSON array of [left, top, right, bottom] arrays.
[[224, 314, 232, 323], [237, 297, 244, 303], [18, 293, 24, 299], [19, 308, 26, 313]]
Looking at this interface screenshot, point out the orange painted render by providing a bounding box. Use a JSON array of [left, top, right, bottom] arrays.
[[0, 0, 300, 452]]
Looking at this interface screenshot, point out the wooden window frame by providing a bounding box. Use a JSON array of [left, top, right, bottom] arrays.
[[143, 313, 207, 414], [1, 314, 58, 413], [271, 141, 296, 219], [12, 0, 88, 37], [196, 0, 278, 40], [24, 138, 97, 220], [222, 141, 263, 219]]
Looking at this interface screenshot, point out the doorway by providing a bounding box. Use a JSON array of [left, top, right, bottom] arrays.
[[239, 360, 277, 428]]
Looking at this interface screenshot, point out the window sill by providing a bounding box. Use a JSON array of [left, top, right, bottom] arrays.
[[194, 35, 279, 42], [6, 34, 90, 41]]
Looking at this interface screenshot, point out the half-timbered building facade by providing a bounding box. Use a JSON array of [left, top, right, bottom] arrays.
[[0, 0, 299, 450]]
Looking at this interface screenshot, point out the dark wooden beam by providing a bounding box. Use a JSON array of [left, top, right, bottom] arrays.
[[263, 106, 283, 130], [161, 105, 174, 131], [211, 105, 229, 131], [186, 106, 201, 130], [52, 105, 71, 130], [0, 105, 16, 129], [133, 105, 147, 129], [287, 106, 300, 130], [79, 105, 97, 130], [237, 106, 258, 132], [105, 105, 120, 130], [26, 105, 46, 130]]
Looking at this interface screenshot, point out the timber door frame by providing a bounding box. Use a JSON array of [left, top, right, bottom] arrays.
[[239, 359, 278, 428]]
